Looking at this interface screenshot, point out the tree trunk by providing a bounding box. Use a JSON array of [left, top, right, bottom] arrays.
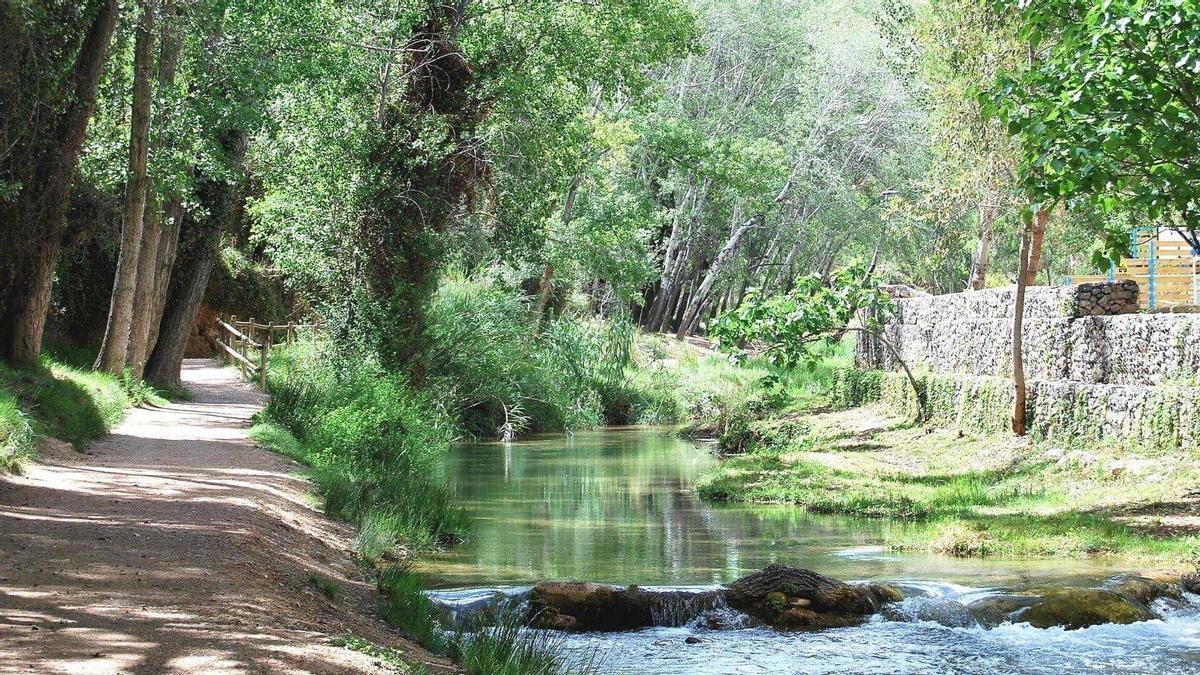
[[676, 214, 758, 339], [127, 1, 182, 378], [1012, 227, 1032, 436], [967, 203, 995, 291], [649, 242, 690, 333], [0, 0, 119, 367], [1023, 208, 1048, 287], [144, 215, 220, 392], [146, 199, 184, 351], [95, 0, 157, 375]]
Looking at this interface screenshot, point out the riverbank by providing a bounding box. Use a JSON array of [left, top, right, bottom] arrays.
[[696, 402, 1200, 565]]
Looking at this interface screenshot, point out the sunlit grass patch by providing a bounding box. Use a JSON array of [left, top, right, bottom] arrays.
[[330, 636, 427, 674], [0, 389, 35, 472], [0, 349, 165, 468], [889, 515, 1200, 562]]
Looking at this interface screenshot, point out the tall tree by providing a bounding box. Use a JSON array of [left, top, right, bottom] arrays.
[[0, 0, 120, 367], [991, 0, 1200, 252], [127, 0, 184, 378], [96, 0, 158, 375]]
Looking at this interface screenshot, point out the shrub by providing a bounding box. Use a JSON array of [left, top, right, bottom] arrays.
[[260, 342, 469, 558], [424, 274, 632, 437]]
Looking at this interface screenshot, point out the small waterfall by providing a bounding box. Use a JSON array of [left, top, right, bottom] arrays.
[[643, 587, 751, 628], [426, 587, 532, 628], [881, 596, 979, 629]]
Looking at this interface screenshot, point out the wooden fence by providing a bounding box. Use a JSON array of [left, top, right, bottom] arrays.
[[1066, 235, 1199, 310], [214, 315, 320, 388]]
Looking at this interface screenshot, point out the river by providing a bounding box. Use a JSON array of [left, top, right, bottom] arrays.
[[421, 427, 1200, 674]]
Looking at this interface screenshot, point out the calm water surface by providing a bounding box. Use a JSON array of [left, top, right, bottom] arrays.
[[421, 427, 1200, 674]]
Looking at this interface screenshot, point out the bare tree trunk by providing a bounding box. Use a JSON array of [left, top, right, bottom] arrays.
[[1023, 208, 1048, 287], [144, 215, 221, 392], [650, 243, 690, 332], [669, 276, 695, 333], [146, 199, 184, 350], [676, 213, 758, 339], [95, 0, 157, 375], [645, 189, 692, 329], [1012, 227, 1032, 436], [0, 0, 119, 367], [967, 203, 995, 291], [127, 0, 182, 378]]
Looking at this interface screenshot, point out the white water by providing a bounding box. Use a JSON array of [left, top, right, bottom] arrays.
[[553, 590, 1200, 675], [426, 584, 1200, 674]]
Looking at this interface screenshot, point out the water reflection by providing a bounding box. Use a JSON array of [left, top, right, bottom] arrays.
[[422, 428, 1146, 589]]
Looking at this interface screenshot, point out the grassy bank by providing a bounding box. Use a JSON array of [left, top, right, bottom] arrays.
[[0, 349, 162, 471], [696, 403, 1200, 564], [253, 341, 470, 559], [253, 340, 593, 673]]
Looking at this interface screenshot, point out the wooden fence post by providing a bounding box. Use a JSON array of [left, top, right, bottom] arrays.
[[238, 327, 248, 379], [287, 322, 294, 346], [260, 322, 272, 389]]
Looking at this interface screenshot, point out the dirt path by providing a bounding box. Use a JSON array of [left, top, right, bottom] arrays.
[[0, 359, 454, 674]]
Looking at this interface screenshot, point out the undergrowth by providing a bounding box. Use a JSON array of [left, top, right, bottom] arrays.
[[254, 341, 471, 560]]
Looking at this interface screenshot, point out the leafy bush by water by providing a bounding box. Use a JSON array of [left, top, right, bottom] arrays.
[[424, 274, 634, 438], [258, 342, 470, 557]]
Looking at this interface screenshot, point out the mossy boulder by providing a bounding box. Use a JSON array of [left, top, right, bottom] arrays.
[[1108, 574, 1183, 605], [1016, 588, 1156, 630], [967, 594, 1039, 628], [528, 582, 654, 631], [724, 564, 900, 630]]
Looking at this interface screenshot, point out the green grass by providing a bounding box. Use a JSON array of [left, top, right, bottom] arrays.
[[623, 333, 852, 434], [0, 388, 36, 472], [889, 515, 1200, 562], [253, 342, 471, 562], [0, 349, 166, 470], [696, 402, 1200, 565], [308, 572, 340, 600], [452, 616, 595, 675], [376, 565, 594, 675], [330, 636, 428, 674]]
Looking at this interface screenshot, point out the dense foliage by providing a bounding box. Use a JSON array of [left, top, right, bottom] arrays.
[[990, 0, 1200, 252]]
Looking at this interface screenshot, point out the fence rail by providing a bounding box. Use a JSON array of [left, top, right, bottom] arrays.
[[214, 315, 320, 388], [1064, 232, 1199, 309]]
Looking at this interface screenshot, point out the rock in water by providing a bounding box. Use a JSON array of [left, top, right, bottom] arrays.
[[1183, 571, 1200, 595], [724, 564, 901, 630], [967, 594, 1040, 628], [1015, 588, 1157, 630], [528, 582, 654, 631]]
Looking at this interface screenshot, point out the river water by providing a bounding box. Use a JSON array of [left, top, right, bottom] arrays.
[[421, 428, 1200, 674]]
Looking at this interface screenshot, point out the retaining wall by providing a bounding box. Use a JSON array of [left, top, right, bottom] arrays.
[[854, 282, 1200, 448]]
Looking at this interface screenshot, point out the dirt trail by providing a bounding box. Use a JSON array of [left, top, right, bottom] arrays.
[[0, 359, 453, 674]]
